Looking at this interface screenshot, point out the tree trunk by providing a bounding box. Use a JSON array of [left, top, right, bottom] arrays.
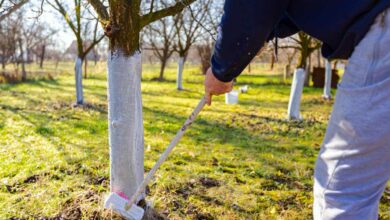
[[270, 53, 275, 71], [75, 57, 84, 105], [176, 56, 185, 90], [18, 38, 26, 82], [323, 59, 332, 100], [287, 68, 306, 120], [159, 59, 167, 81], [39, 45, 45, 69], [105, 1, 145, 203], [297, 49, 308, 69], [107, 50, 144, 201], [304, 54, 311, 86], [317, 49, 321, 67], [284, 64, 290, 82], [248, 62, 252, 73], [94, 48, 98, 65]]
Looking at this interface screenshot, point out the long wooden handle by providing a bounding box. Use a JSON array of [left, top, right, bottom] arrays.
[[125, 96, 207, 210]]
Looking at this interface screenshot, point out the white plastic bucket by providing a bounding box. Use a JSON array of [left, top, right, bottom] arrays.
[[225, 90, 239, 104], [240, 85, 248, 93]]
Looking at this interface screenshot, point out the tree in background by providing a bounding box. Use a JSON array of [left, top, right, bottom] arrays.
[[0, 16, 19, 70], [282, 32, 322, 86], [0, 0, 29, 71], [173, 0, 211, 90], [87, 0, 196, 205], [0, 0, 28, 22], [195, 0, 222, 75], [143, 15, 176, 81], [47, 0, 104, 105]]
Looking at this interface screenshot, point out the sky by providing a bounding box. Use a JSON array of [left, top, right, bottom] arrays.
[[25, 1, 87, 51]]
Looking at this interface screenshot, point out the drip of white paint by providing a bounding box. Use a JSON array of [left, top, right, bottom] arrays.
[[107, 50, 144, 202], [176, 56, 185, 90], [323, 59, 332, 100], [287, 68, 306, 120], [75, 57, 84, 104]]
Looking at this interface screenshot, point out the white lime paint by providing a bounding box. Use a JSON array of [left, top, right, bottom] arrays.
[[75, 57, 84, 104], [323, 59, 332, 100], [107, 50, 144, 202], [287, 68, 306, 120]]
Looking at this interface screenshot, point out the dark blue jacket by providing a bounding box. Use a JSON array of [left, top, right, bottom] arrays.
[[211, 0, 390, 82]]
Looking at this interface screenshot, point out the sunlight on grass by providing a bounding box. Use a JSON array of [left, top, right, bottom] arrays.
[[0, 62, 388, 219]]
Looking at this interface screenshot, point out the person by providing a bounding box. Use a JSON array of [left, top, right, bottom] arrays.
[[204, 1, 390, 219]]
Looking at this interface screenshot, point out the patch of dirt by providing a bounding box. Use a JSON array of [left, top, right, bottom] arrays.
[[185, 204, 215, 220], [195, 212, 214, 220], [89, 176, 109, 186], [277, 195, 297, 210], [381, 187, 390, 203], [138, 199, 168, 220], [197, 194, 223, 206], [267, 173, 293, 185], [59, 206, 82, 220], [38, 190, 103, 220], [232, 204, 246, 212], [23, 174, 40, 183], [198, 177, 220, 188], [234, 176, 246, 184], [175, 186, 191, 199], [81, 103, 108, 114], [5, 184, 19, 193], [211, 157, 219, 166]]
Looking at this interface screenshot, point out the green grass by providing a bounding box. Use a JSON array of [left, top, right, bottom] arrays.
[[0, 62, 388, 219]]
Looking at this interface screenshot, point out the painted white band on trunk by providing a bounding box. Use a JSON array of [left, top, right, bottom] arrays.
[[287, 68, 306, 120], [75, 57, 84, 104], [107, 50, 144, 202], [323, 60, 332, 99]]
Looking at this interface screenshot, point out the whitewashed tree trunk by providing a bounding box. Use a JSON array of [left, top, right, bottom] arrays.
[[176, 56, 185, 90], [107, 50, 144, 202], [75, 57, 84, 104], [287, 68, 306, 120], [323, 59, 332, 100]]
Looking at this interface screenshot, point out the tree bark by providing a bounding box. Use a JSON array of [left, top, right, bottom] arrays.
[[39, 44, 45, 69], [270, 53, 275, 71], [18, 38, 26, 82], [176, 56, 185, 90], [75, 57, 84, 105], [159, 58, 167, 81], [284, 64, 290, 82], [317, 49, 321, 67], [107, 50, 144, 201], [304, 54, 312, 86]]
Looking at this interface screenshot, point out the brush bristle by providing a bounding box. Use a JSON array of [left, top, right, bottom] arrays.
[[104, 192, 145, 220]]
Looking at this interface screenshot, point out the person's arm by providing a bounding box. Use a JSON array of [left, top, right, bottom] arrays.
[[211, 0, 289, 82]]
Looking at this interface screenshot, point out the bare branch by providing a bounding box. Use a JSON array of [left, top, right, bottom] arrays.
[[140, 0, 196, 28], [47, 0, 78, 35], [84, 34, 104, 56], [0, 0, 28, 22], [86, 0, 109, 24]]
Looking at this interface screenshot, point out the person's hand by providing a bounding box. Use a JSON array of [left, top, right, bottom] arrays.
[[204, 67, 233, 105]]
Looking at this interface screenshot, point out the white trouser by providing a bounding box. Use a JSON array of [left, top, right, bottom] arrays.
[[313, 9, 390, 220]]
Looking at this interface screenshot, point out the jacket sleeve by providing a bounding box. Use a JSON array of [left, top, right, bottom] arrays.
[[211, 0, 289, 82]]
